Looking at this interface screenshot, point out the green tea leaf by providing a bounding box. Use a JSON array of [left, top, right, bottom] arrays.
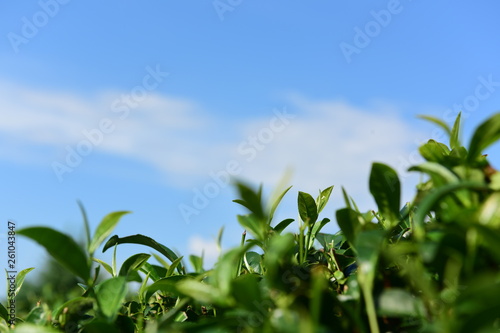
[[88, 211, 131, 255], [419, 140, 450, 163], [231, 274, 262, 311], [377, 288, 425, 317], [450, 112, 462, 150], [0, 302, 8, 323], [243, 251, 263, 274], [269, 185, 292, 223], [12, 324, 60, 333], [477, 192, 500, 227], [92, 258, 114, 276], [336, 208, 363, 247], [119, 253, 151, 278], [369, 163, 401, 229], [316, 186, 334, 214], [18, 227, 90, 281], [146, 275, 188, 300], [298, 191, 318, 225], [77, 200, 92, 255], [467, 112, 500, 164], [273, 218, 295, 234], [15, 267, 35, 296], [233, 182, 265, 219], [95, 277, 128, 322], [103, 234, 184, 274], [418, 114, 452, 136], [189, 254, 204, 273], [166, 256, 184, 277]]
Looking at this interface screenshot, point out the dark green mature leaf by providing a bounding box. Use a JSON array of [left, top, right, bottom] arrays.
[[53, 297, 95, 322], [233, 182, 265, 219], [237, 214, 266, 242], [450, 112, 462, 150], [309, 218, 331, 249], [273, 218, 295, 234], [146, 275, 188, 300], [369, 163, 401, 229], [18, 227, 90, 281], [0, 302, 8, 323], [103, 234, 184, 274], [88, 211, 131, 255], [467, 112, 500, 164], [298, 191, 318, 225], [336, 208, 363, 247], [95, 277, 128, 322], [119, 253, 151, 278]]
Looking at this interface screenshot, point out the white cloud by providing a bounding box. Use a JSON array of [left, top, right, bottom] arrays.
[[0, 80, 427, 205], [187, 235, 220, 269], [225, 96, 426, 209]]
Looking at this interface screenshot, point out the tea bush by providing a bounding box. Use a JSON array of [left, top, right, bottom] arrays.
[[2, 112, 500, 332]]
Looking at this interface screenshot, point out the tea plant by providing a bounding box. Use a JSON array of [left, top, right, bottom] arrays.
[[1, 112, 499, 332]]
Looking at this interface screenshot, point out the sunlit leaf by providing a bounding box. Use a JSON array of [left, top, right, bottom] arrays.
[[369, 163, 401, 229], [18, 227, 90, 281], [88, 211, 131, 255]]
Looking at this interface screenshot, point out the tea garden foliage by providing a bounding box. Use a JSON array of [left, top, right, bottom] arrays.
[[2, 112, 500, 332]]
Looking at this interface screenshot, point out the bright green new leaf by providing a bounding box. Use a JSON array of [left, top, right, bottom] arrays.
[[92, 258, 114, 276], [18, 227, 90, 282], [450, 112, 462, 150], [418, 114, 452, 136], [269, 185, 292, 223], [12, 324, 60, 333], [477, 192, 500, 227], [95, 277, 128, 322], [467, 112, 500, 164], [369, 163, 401, 229], [316, 186, 334, 214], [14, 267, 35, 297], [298, 191, 318, 225], [419, 140, 450, 163], [88, 211, 131, 255], [166, 256, 184, 277], [189, 255, 204, 273], [377, 288, 425, 317]]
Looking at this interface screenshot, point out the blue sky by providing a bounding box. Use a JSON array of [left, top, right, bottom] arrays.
[[1, 1, 500, 296]]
